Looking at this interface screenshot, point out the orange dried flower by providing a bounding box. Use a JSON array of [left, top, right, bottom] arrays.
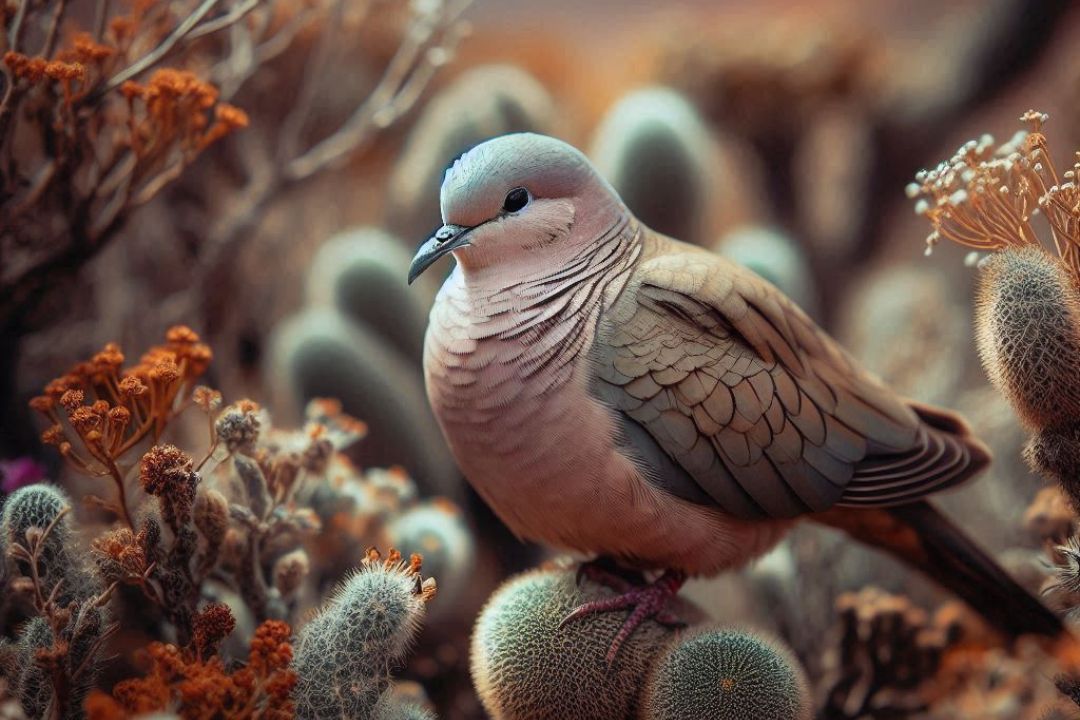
[[192, 603, 236, 658], [193, 386, 223, 412], [69, 406, 101, 433], [4, 52, 47, 82], [118, 375, 148, 397], [166, 325, 200, 345], [139, 444, 193, 496], [60, 389, 85, 412], [44, 60, 86, 82], [29, 395, 54, 413], [41, 424, 64, 445]]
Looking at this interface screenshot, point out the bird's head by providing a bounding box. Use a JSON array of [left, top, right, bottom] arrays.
[[408, 133, 625, 284]]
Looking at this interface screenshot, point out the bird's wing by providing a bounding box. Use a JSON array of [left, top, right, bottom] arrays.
[[592, 245, 987, 519]]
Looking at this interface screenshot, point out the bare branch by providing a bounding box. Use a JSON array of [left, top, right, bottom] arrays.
[[99, 0, 222, 95]]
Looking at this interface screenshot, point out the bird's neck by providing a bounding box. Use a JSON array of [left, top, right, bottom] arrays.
[[456, 210, 642, 316]]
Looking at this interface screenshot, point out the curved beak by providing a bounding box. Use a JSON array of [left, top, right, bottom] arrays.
[[408, 224, 473, 284]]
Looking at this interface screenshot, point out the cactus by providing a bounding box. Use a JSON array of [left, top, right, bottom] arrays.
[[590, 87, 717, 246], [293, 549, 436, 720], [305, 227, 432, 364], [641, 627, 810, 720], [470, 566, 687, 720], [387, 500, 473, 618], [1, 484, 96, 605], [371, 692, 437, 720], [974, 246, 1080, 507], [714, 225, 818, 316], [974, 246, 1080, 431], [385, 64, 554, 246], [267, 307, 462, 501]]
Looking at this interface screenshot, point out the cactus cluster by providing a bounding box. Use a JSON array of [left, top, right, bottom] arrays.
[[470, 565, 808, 720], [0, 485, 110, 720], [270, 241, 461, 502], [293, 548, 437, 720]]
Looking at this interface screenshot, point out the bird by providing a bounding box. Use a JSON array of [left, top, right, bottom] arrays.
[[407, 132, 1063, 659]]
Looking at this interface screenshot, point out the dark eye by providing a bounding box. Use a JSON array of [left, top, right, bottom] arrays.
[[503, 187, 530, 213]]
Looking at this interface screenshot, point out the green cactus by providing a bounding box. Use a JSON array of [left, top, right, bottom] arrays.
[[590, 87, 717, 246], [385, 64, 555, 246], [974, 246, 1080, 431], [973, 246, 1080, 507], [305, 227, 432, 364], [387, 500, 472, 618], [1, 484, 96, 605], [371, 692, 437, 720], [470, 566, 686, 720], [293, 550, 436, 720], [641, 627, 810, 720], [267, 307, 461, 501], [714, 225, 818, 316]]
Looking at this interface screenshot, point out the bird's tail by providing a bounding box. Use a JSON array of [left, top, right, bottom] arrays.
[[816, 500, 1063, 639]]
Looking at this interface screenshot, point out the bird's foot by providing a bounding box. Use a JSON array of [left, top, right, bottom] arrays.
[[561, 568, 687, 663]]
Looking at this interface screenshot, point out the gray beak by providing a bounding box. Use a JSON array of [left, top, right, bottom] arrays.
[[408, 224, 473, 284]]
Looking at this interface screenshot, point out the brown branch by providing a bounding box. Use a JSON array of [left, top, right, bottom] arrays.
[[41, 0, 69, 58], [98, 0, 222, 95]]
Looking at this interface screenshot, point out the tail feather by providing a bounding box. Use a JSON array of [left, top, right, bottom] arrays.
[[815, 500, 1063, 639]]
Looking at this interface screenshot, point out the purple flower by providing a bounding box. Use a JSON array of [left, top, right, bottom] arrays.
[[1, 457, 46, 494]]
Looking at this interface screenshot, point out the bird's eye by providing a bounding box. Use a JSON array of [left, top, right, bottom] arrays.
[[502, 187, 530, 213]]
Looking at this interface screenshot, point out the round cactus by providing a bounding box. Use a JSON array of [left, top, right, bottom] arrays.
[[386, 500, 473, 617], [267, 307, 461, 501], [975, 246, 1080, 431], [590, 87, 716, 245], [0, 484, 86, 601], [371, 692, 437, 720], [1, 483, 70, 548], [714, 225, 818, 317], [385, 64, 554, 245], [305, 228, 432, 363], [641, 627, 810, 720], [293, 551, 435, 720], [471, 566, 691, 720]]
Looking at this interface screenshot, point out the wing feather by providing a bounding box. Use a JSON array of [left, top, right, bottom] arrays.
[[591, 241, 989, 519]]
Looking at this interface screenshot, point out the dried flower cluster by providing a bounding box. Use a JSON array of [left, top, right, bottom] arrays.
[[1, 329, 460, 718], [27, 326, 210, 527], [84, 612, 296, 720], [910, 110, 1080, 276]]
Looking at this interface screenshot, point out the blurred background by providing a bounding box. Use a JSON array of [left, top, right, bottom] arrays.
[[3, 0, 1080, 716]]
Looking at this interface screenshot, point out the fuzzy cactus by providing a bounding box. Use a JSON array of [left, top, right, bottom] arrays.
[[267, 307, 461, 500], [387, 500, 473, 617], [714, 225, 818, 317], [1, 484, 96, 605], [386, 64, 554, 245], [974, 247, 1080, 506], [305, 227, 432, 363], [641, 627, 810, 720], [590, 87, 717, 245], [371, 693, 437, 720], [470, 566, 692, 720], [293, 549, 437, 720], [975, 246, 1080, 430]]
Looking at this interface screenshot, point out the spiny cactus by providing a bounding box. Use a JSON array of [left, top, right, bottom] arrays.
[[641, 627, 811, 720], [387, 500, 473, 618], [1, 484, 95, 605], [590, 87, 717, 245], [470, 566, 689, 720], [974, 246, 1080, 507], [974, 246, 1080, 431], [371, 692, 437, 720], [267, 307, 461, 500], [305, 228, 432, 363], [386, 64, 555, 245], [9, 617, 54, 720], [293, 549, 437, 720], [714, 225, 818, 316]]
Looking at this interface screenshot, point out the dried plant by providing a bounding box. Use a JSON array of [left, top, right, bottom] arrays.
[[84, 612, 296, 719]]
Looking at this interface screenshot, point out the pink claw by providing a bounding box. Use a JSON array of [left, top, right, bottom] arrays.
[[560, 568, 687, 663]]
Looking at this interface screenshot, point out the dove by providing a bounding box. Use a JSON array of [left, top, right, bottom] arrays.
[[408, 133, 1062, 658]]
